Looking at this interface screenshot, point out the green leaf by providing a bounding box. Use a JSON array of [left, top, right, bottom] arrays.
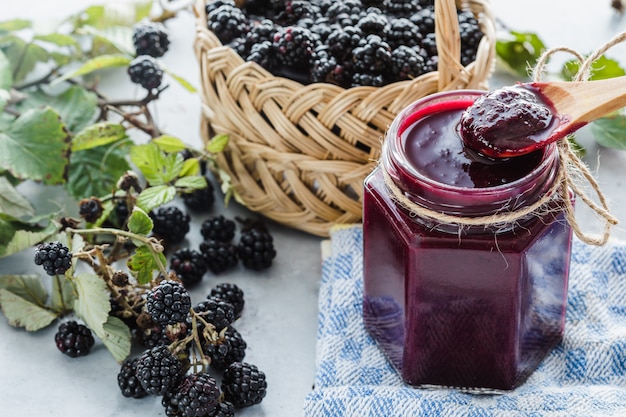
[[0, 49, 12, 89], [136, 184, 176, 213], [206, 134, 229, 153], [70, 2, 151, 30], [99, 315, 132, 362], [127, 245, 166, 285], [591, 114, 626, 150], [72, 122, 127, 151], [130, 143, 183, 185], [175, 175, 208, 191], [0, 288, 57, 331], [127, 206, 153, 236], [67, 142, 131, 200], [153, 135, 188, 153], [495, 31, 546, 79], [0, 176, 35, 218], [2, 36, 49, 82], [180, 158, 200, 177], [16, 85, 98, 134], [50, 274, 76, 314], [33, 33, 80, 48], [81, 25, 135, 57], [0, 89, 9, 112], [0, 214, 58, 258], [561, 55, 626, 81], [162, 66, 197, 93], [0, 19, 32, 33], [0, 107, 70, 184], [52, 54, 132, 85], [72, 272, 110, 335], [0, 274, 47, 306]]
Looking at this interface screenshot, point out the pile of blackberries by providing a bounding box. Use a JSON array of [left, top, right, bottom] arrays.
[[205, 0, 485, 87]]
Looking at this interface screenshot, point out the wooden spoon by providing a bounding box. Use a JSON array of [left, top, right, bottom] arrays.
[[461, 76, 626, 158]]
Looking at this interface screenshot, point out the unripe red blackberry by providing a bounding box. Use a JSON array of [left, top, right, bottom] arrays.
[[146, 280, 192, 326], [221, 362, 267, 408], [54, 320, 95, 358], [34, 241, 72, 276]]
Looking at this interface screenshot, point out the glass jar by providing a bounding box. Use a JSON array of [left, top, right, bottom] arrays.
[[362, 90, 574, 391]]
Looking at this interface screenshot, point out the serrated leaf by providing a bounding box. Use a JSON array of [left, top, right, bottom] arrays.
[[0, 50, 11, 89], [561, 55, 626, 81], [33, 33, 79, 48], [591, 114, 626, 150], [52, 54, 132, 85], [72, 122, 127, 151], [15, 85, 98, 134], [0, 107, 70, 184], [206, 134, 229, 153], [130, 143, 183, 185], [0, 274, 47, 306], [127, 206, 153, 236], [127, 245, 166, 285], [82, 25, 135, 57], [0, 214, 58, 258], [99, 315, 132, 362], [180, 158, 200, 177], [2, 36, 49, 82], [50, 274, 76, 314], [73, 272, 110, 335], [0, 176, 35, 218], [136, 184, 176, 213], [153, 135, 187, 153], [175, 175, 208, 191], [0, 19, 32, 33], [67, 142, 131, 200], [495, 31, 546, 79], [0, 288, 57, 331]]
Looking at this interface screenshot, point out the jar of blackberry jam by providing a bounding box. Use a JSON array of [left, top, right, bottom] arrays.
[[362, 90, 573, 391]]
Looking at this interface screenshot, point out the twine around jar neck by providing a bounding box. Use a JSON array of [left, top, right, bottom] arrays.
[[382, 32, 626, 245]]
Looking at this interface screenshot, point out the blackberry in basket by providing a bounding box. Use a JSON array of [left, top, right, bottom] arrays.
[[207, 3, 249, 44], [356, 9, 390, 35], [351, 34, 392, 75], [385, 17, 422, 49], [246, 40, 277, 71], [273, 26, 318, 68], [458, 9, 484, 66], [390, 45, 426, 81], [326, 26, 363, 62]]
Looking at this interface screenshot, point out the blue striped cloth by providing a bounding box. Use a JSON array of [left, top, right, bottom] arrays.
[[304, 225, 626, 417]]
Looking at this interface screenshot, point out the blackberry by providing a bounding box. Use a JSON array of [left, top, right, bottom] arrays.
[[200, 215, 236, 242], [410, 6, 435, 34], [162, 373, 220, 417], [209, 283, 245, 319], [146, 280, 192, 326], [192, 296, 235, 331], [458, 10, 483, 66], [420, 32, 437, 58], [423, 54, 438, 73], [325, 26, 363, 61], [383, 0, 420, 17], [54, 320, 95, 358], [140, 324, 172, 348], [78, 197, 103, 223], [276, 0, 318, 25], [136, 345, 185, 396], [204, 327, 247, 370], [182, 182, 215, 211], [205, 0, 236, 16], [221, 362, 268, 408], [356, 9, 389, 35], [326, 0, 364, 24], [128, 55, 163, 90], [151, 206, 191, 245], [118, 357, 149, 399], [34, 241, 72, 276], [385, 17, 422, 49], [132, 21, 170, 58], [237, 228, 277, 270], [390, 45, 425, 81], [246, 40, 277, 71], [351, 72, 384, 87], [226, 36, 248, 59], [244, 18, 278, 51], [273, 26, 318, 68], [351, 34, 392, 75], [308, 16, 333, 43], [209, 401, 235, 417], [207, 4, 248, 44], [310, 47, 349, 86], [170, 248, 208, 287], [199, 239, 239, 274]]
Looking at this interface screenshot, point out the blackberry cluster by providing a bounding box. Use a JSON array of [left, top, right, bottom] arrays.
[[170, 248, 208, 287], [34, 241, 72, 276], [132, 21, 170, 58], [205, 0, 485, 86], [146, 280, 192, 326], [151, 206, 191, 245], [54, 320, 95, 358], [128, 55, 163, 90], [221, 362, 267, 408]]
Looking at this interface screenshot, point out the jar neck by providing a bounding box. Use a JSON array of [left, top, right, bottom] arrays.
[[382, 90, 560, 221]]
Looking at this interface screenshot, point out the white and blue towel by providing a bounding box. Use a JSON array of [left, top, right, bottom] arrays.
[[304, 225, 626, 417]]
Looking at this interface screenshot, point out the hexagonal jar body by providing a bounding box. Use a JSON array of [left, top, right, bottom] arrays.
[[362, 91, 573, 391]]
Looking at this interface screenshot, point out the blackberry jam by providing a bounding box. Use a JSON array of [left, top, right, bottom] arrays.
[[362, 90, 573, 390]]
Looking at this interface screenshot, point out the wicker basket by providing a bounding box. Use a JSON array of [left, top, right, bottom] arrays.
[[194, 0, 496, 237]]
